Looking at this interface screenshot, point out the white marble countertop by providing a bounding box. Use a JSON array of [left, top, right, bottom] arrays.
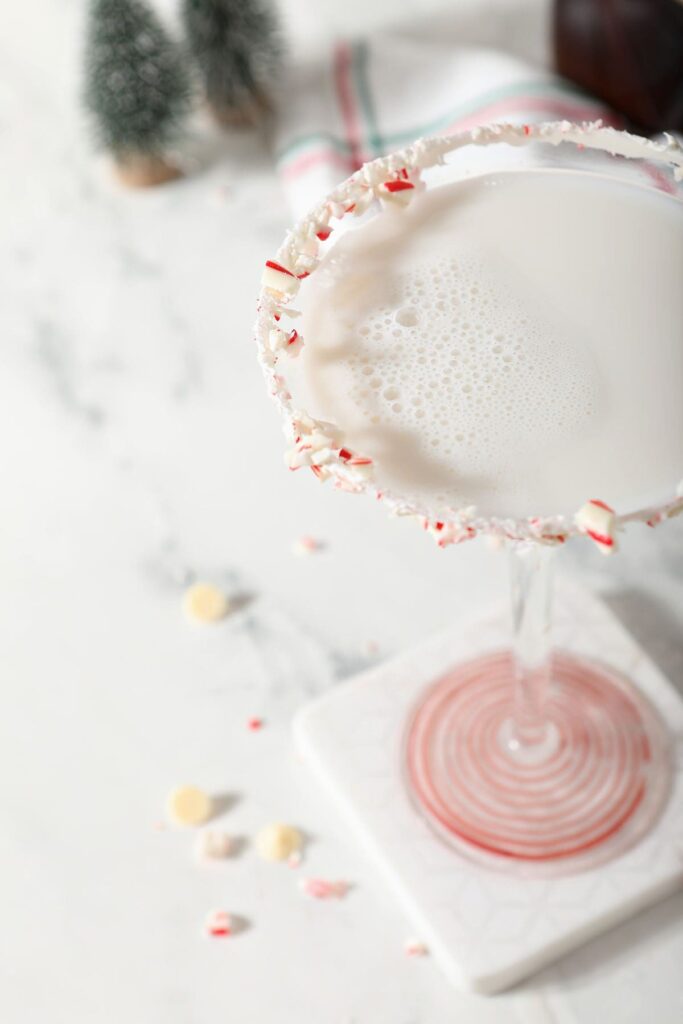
[[2, 1, 682, 1021]]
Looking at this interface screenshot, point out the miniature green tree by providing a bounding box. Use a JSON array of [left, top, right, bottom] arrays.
[[83, 0, 191, 186], [181, 0, 281, 126]]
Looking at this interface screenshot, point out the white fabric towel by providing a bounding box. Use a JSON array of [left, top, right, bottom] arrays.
[[273, 31, 617, 218]]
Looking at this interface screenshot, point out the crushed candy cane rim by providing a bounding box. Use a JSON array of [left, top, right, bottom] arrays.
[[254, 121, 683, 548]]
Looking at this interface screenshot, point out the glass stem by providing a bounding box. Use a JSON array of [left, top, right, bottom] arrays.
[[509, 542, 554, 750]]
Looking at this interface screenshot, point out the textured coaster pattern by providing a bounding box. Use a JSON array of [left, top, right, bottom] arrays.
[[294, 583, 683, 994]]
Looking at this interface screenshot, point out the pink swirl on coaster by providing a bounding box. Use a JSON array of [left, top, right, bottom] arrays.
[[406, 651, 670, 864]]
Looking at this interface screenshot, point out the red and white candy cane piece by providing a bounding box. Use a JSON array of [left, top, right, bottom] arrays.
[[380, 179, 415, 194], [338, 448, 374, 480], [348, 464, 373, 481], [428, 521, 476, 548], [262, 260, 300, 296], [272, 373, 291, 400], [291, 535, 321, 556], [529, 518, 568, 546], [404, 938, 428, 958], [650, 498, 683, 525], [205, 909, 232, 937], [299, 877, 349, 900], [294, 253, 317, 274], [269, 327, 303, 358], [286, 435, 337, 472], [575, 499, 617, 554], [268, 326, 288, 353], [666, 486, 683, 519], [195, 830, 234, 861], [296, 416, 339, 449], [293, 448, 335, 472], [328, 200, 348, 219], [334, 478, 363, 494], [285, 447, 310, 470], [284, 416, 374, 484], [326, 197, 362, 219], [296, 235, 319, 257], [338, 448, 372, 467], [309, 431, 338, 452], [310, 446, 337, 466], [377, 178, 416, 206], [287, 329, 303, 356], [350, 189, 374, 217]]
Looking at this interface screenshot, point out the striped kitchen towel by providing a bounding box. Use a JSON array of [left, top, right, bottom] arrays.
[[273, 35, 618, 218]]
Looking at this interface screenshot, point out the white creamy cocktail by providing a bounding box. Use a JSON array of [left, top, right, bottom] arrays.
[[299, 169, 683, 521]]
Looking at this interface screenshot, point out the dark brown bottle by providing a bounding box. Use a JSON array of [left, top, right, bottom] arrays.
[[554, 0, 683, 133]]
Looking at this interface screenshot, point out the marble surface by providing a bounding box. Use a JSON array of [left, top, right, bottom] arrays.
[[1, 1, 682, 1021]]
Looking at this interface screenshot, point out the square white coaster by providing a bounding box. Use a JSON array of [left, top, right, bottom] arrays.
[[294, 583, 683, 994]]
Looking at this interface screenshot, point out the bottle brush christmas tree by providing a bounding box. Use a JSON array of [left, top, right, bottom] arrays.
[[84, 0, 191, 187], [181, 0, 281, 126]]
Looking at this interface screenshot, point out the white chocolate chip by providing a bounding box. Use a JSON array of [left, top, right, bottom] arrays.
[[166, 785, 213, 826], [184, 583, 230, 623], [255, 823, 302, 862]]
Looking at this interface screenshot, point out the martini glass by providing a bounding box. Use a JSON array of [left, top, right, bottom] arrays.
[[255, 122, 683, 874]]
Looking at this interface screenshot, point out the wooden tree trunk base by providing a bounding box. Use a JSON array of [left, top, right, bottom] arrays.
[[208, 89, 271, 128], [113, 153, 182, 188]]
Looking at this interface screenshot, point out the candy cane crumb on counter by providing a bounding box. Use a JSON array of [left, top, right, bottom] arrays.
[[195, 830, 234, 861], [205, 910, 233, 937], [291, 535, 324, 556], [299, 877, 349, 899], [404, 938, 429, 957]]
